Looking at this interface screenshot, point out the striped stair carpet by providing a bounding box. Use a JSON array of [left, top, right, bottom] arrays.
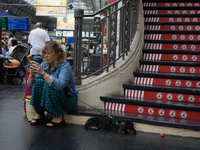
[[99, 0, 200, 130]]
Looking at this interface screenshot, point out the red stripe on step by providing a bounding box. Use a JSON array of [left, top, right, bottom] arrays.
[[144, 10, 200, 15], [155, 65, 200, 74], [125, 89, 200, 103], [144, 43, 200, 51], [143, 3, 200, 7], [145, 25, 200, 31], [144, 53, 200, 62], [145, 17, 200, 22], [106, 102, 200, 120], [124, 105, 200, 120], [145, 78, 200, 88], [145, 34, 200, 41]]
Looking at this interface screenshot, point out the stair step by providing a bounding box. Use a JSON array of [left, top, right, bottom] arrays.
[[133, 71, 200, 80], [144, 10, 200, 15], [145, 40, 200, 44], [143, 2, 200, 7], [145, 17, 200, 23], [69, 109, 200, 130], [145, 34, 200, 41], [143, 0, 200, 2], [140, 60, 200, 74], [145, 30, 200, 34], [123, 84, 200, 103], [145, 14, 200, 17], [144, 7, 200, 10], [134, 75, 200, 88], [145, 22, 200, 25], [140, 59, 200, 66], [143, 53, 200, 62], [143, 49, 200, 54], [101, 96, 200, 121], [144, 43, 200, 50], [145, 24, 200, 32], [101, 96, 200, 110]]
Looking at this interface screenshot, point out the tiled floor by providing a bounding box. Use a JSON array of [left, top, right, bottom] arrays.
[[0, 79, 200, 150]]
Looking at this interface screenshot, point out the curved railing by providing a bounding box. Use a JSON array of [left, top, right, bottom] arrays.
[[73, 0, 139, 85]]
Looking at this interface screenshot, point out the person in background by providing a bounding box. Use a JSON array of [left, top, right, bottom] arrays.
[[65, 41, 71, 52], [70, 43, 73, 51], [96, 45, 100, 54], [8, 38, 18, 55], [28, 41, 78, 127], [28, 22, 50, 57], [89, 43, 94, 56], [93, 46, 96, 54], [1, 40, 6, 57], [8, 33, 15, 47]]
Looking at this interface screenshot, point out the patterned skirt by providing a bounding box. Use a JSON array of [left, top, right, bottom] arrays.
[[30, 79, 77, 116]]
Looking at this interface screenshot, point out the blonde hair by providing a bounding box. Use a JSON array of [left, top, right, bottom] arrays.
[[41, 41, 66, 66]]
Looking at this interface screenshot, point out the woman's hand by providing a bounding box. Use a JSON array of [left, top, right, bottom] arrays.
[[29, 61, 43, 76]]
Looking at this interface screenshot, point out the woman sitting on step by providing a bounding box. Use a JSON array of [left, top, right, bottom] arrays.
[[28, 41, 78, 127]]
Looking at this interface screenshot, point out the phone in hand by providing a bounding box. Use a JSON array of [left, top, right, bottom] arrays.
[[30, 61, 36, 66]]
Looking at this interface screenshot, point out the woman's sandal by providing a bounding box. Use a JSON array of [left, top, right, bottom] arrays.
[[31, 117, 45, 125], [46, 115, 65, 127]]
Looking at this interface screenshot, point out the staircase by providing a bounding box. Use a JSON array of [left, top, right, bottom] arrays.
[[71, 0, 200, 130]]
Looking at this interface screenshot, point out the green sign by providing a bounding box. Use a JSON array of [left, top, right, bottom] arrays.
[[0, 18, 6, 30]]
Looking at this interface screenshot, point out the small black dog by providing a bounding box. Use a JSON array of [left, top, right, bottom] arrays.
[[85, 116, 136, 134]]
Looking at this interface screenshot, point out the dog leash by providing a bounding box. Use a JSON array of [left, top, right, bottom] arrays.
[[78, 99, 113, 119]]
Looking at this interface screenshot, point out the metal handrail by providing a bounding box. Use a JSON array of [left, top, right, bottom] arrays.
[[73, 0, 139, 85]]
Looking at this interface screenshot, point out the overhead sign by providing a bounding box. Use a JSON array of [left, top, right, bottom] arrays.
[[7, 18, 29, 31], [63, 31, 74, 37], [94, 17, 101, 36], [36, 0, 67, 16], [0, 18, 6, 30], [56, 31, 62, 36], [57, 14, 75, 30]]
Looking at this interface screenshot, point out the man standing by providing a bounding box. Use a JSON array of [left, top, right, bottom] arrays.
[[28, 22, 50, 56], [65, 41, 71, 52]]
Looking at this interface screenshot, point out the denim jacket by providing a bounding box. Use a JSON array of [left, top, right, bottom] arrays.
[[28, 60, 78, 98]]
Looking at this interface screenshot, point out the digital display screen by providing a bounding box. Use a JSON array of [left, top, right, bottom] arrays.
[[0, 18, 7, 30], [7, 18, 28, 31]]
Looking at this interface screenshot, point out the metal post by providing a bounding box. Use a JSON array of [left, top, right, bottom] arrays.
[[87, 24, 91, 76], [74, 9, 84, 85], [107, 7, 111, 72], [100, 19, 104, 70], [113, 3, 118, 68]]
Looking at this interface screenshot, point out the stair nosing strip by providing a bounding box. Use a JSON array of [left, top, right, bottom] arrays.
[[144, 40, 200, 44], [143, 7, 200, 10], [133, 71, 200, 80], [144, 14, 200, 17], [100, 96, 200, 112], [143, 49, 200, 54], [144, 30, 200, 34], [140, 60, 200, 66], [123, 84, 200, 95], [145, 22, 200, 25]]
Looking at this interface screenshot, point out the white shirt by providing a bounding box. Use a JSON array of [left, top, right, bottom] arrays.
[[8, 38, 14, 45], [28, 27, 50, 55], [9, 45, 17, 54], [89, 49, 94, 54]]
